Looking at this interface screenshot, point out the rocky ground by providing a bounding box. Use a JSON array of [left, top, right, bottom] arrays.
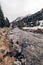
[[0, 27, 43, 65], [8, 27, 43, 65]]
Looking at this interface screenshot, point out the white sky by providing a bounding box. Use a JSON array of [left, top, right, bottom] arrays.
[[0, 0, 43, 22]]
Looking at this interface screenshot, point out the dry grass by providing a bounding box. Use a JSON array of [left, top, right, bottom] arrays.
[[0, 28, 16, 65]]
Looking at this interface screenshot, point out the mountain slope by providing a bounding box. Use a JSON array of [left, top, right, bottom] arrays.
[[11, 9, 43, 27]]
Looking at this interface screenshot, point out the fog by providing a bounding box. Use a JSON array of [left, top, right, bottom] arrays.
[[0, 0, 43, 22]]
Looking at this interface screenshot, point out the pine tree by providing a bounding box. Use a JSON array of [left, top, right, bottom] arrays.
[[5, 17, 10, 27], [0, 6, 5, 27]]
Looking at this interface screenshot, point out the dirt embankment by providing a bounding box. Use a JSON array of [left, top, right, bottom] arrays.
[[0, 28, 16, 65]]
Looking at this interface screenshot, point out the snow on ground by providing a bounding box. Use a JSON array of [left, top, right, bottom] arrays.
[[23, 26, 43, 30]]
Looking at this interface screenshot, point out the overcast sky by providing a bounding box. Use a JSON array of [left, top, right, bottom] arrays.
[[0, 0, 43, 22]]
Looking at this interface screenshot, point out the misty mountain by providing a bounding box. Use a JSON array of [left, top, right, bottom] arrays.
[[11, 9, 43, 27]]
